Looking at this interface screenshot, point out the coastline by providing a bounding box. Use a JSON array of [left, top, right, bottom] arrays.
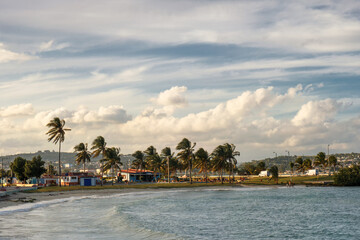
[[0, 184, 248, 210]]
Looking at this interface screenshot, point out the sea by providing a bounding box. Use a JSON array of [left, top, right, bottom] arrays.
[[0, 186, 359, 240]]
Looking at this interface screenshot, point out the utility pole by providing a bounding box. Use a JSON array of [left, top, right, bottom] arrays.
[[1, 158, 3, 188], [286, 150, 291, 181]]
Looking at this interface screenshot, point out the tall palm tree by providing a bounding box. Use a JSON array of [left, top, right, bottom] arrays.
[[132, 150, 146, 181], [144, 146, 158, 182], [148, 153, 163, 182], [195, 148, 210, 183], [314, 152, 327, 174], [74, 143, 91, 172], [91, 136, 107, 158], [176, 138, 196, 184], [161, 147, 176, 183], [211, 145, 227, 184], [289, 162, 294, 181], [91, 136, 107, 184], [101, 147, 122, 185], [223, 143, 240, 183], [46, 117, 71, 186]]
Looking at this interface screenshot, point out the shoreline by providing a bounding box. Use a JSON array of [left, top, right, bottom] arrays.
[[0, 180, 334, 210], [0, 184, 247, 210]]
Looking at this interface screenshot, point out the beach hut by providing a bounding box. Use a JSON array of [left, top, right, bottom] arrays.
[[80, 177, 96, 186]]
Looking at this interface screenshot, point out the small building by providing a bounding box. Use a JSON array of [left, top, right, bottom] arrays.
[[40, 175, 59, 186], [307, 169, 319, 176], [62, 175, 79, 186], [80, 177, 97, 186], [119, 169, 160, 182], [259, 170, 270, 177]]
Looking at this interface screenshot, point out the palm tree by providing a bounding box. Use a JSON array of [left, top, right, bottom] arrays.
[[194, 148, 210, 183], [74, 143, 91, 173], [211, 145, 227, 184], [91, 136, 107, 184], [314, 152, 327, 174], [149, 153, 163, 182], [304, 158, 312, 172], [295, 157, 306, 174], [161, 147, 175, 183], [289, 162, 294, 181], [131, 150, 146, 181], [223, 143, 240, 183], [144, 146, 159, 182], [329, 155, 338, 175], [46, 117, 71, 186], [101, 147, 122, 185], [176, 138, 196, 184], [91, 136, 107, 158]]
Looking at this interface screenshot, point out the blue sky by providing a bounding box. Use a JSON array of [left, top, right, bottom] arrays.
[[1, 0, 360, 161]]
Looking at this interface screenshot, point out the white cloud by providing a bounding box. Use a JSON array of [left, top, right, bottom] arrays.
[[39, 40, 69, 52], [1, 86, 360, 160], [0, 43, 33, 63], [292, 99, 342, 126], [152, 86, 188, 107], [0, 103, 34, 117]]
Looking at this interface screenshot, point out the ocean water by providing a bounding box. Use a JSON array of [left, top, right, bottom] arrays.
[[0, 186, 359, 240]]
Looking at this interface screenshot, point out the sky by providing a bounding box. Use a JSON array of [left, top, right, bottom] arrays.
[[1, 0, 360, 161]]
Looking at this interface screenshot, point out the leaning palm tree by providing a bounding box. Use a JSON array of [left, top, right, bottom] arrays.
[[131, 150, 146, 181], [194, 148, 210, 183], [101, 147, 122, 185], [295, 157, 306, 174], [223, 143, 240, 183], [211, 145, 227, 184], [91, 136, 107, 158], [176, 138, 196, 184], [74, 143, 91, 172], [91, 136, 107, 184], [46, 117, 71, 186]]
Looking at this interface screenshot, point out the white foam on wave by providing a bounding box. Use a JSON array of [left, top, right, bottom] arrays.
[[0, 196, 87, 216]]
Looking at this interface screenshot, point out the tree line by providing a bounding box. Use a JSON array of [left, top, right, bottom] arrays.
[[45, 117, 241, 184]]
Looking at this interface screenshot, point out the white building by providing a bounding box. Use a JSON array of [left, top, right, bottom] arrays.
[[259, 170, 270, 177], [307, 169, 319, 176]]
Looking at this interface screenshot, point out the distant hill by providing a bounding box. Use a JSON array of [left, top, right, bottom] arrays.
[[242, 153, 360, 172], [0, 150, 134, 169]]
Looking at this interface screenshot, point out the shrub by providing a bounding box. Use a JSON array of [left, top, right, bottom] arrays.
[[334, 165, 360, 186]]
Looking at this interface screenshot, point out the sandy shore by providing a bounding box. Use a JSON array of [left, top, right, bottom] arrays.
[[0, 187, 165, 209]]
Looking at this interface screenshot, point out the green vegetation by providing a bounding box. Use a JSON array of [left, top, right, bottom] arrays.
[[334, 165, 360, 186], [10, 155, 46, 181], [242, 175, 333, 185]]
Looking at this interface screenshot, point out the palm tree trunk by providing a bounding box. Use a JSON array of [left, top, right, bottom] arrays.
[[229, 161, 232, 184], [189, 160, 192, 184], [140, 161, 142, 182], [58, 141, 61, 187], [220, 168, 224, 184], [84, 162, 86, 173], [112, 166, 114, 185], [205, 162, 208, 184]]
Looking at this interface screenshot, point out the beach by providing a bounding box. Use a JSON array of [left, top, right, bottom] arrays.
[[0, 187, 165, 209]]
